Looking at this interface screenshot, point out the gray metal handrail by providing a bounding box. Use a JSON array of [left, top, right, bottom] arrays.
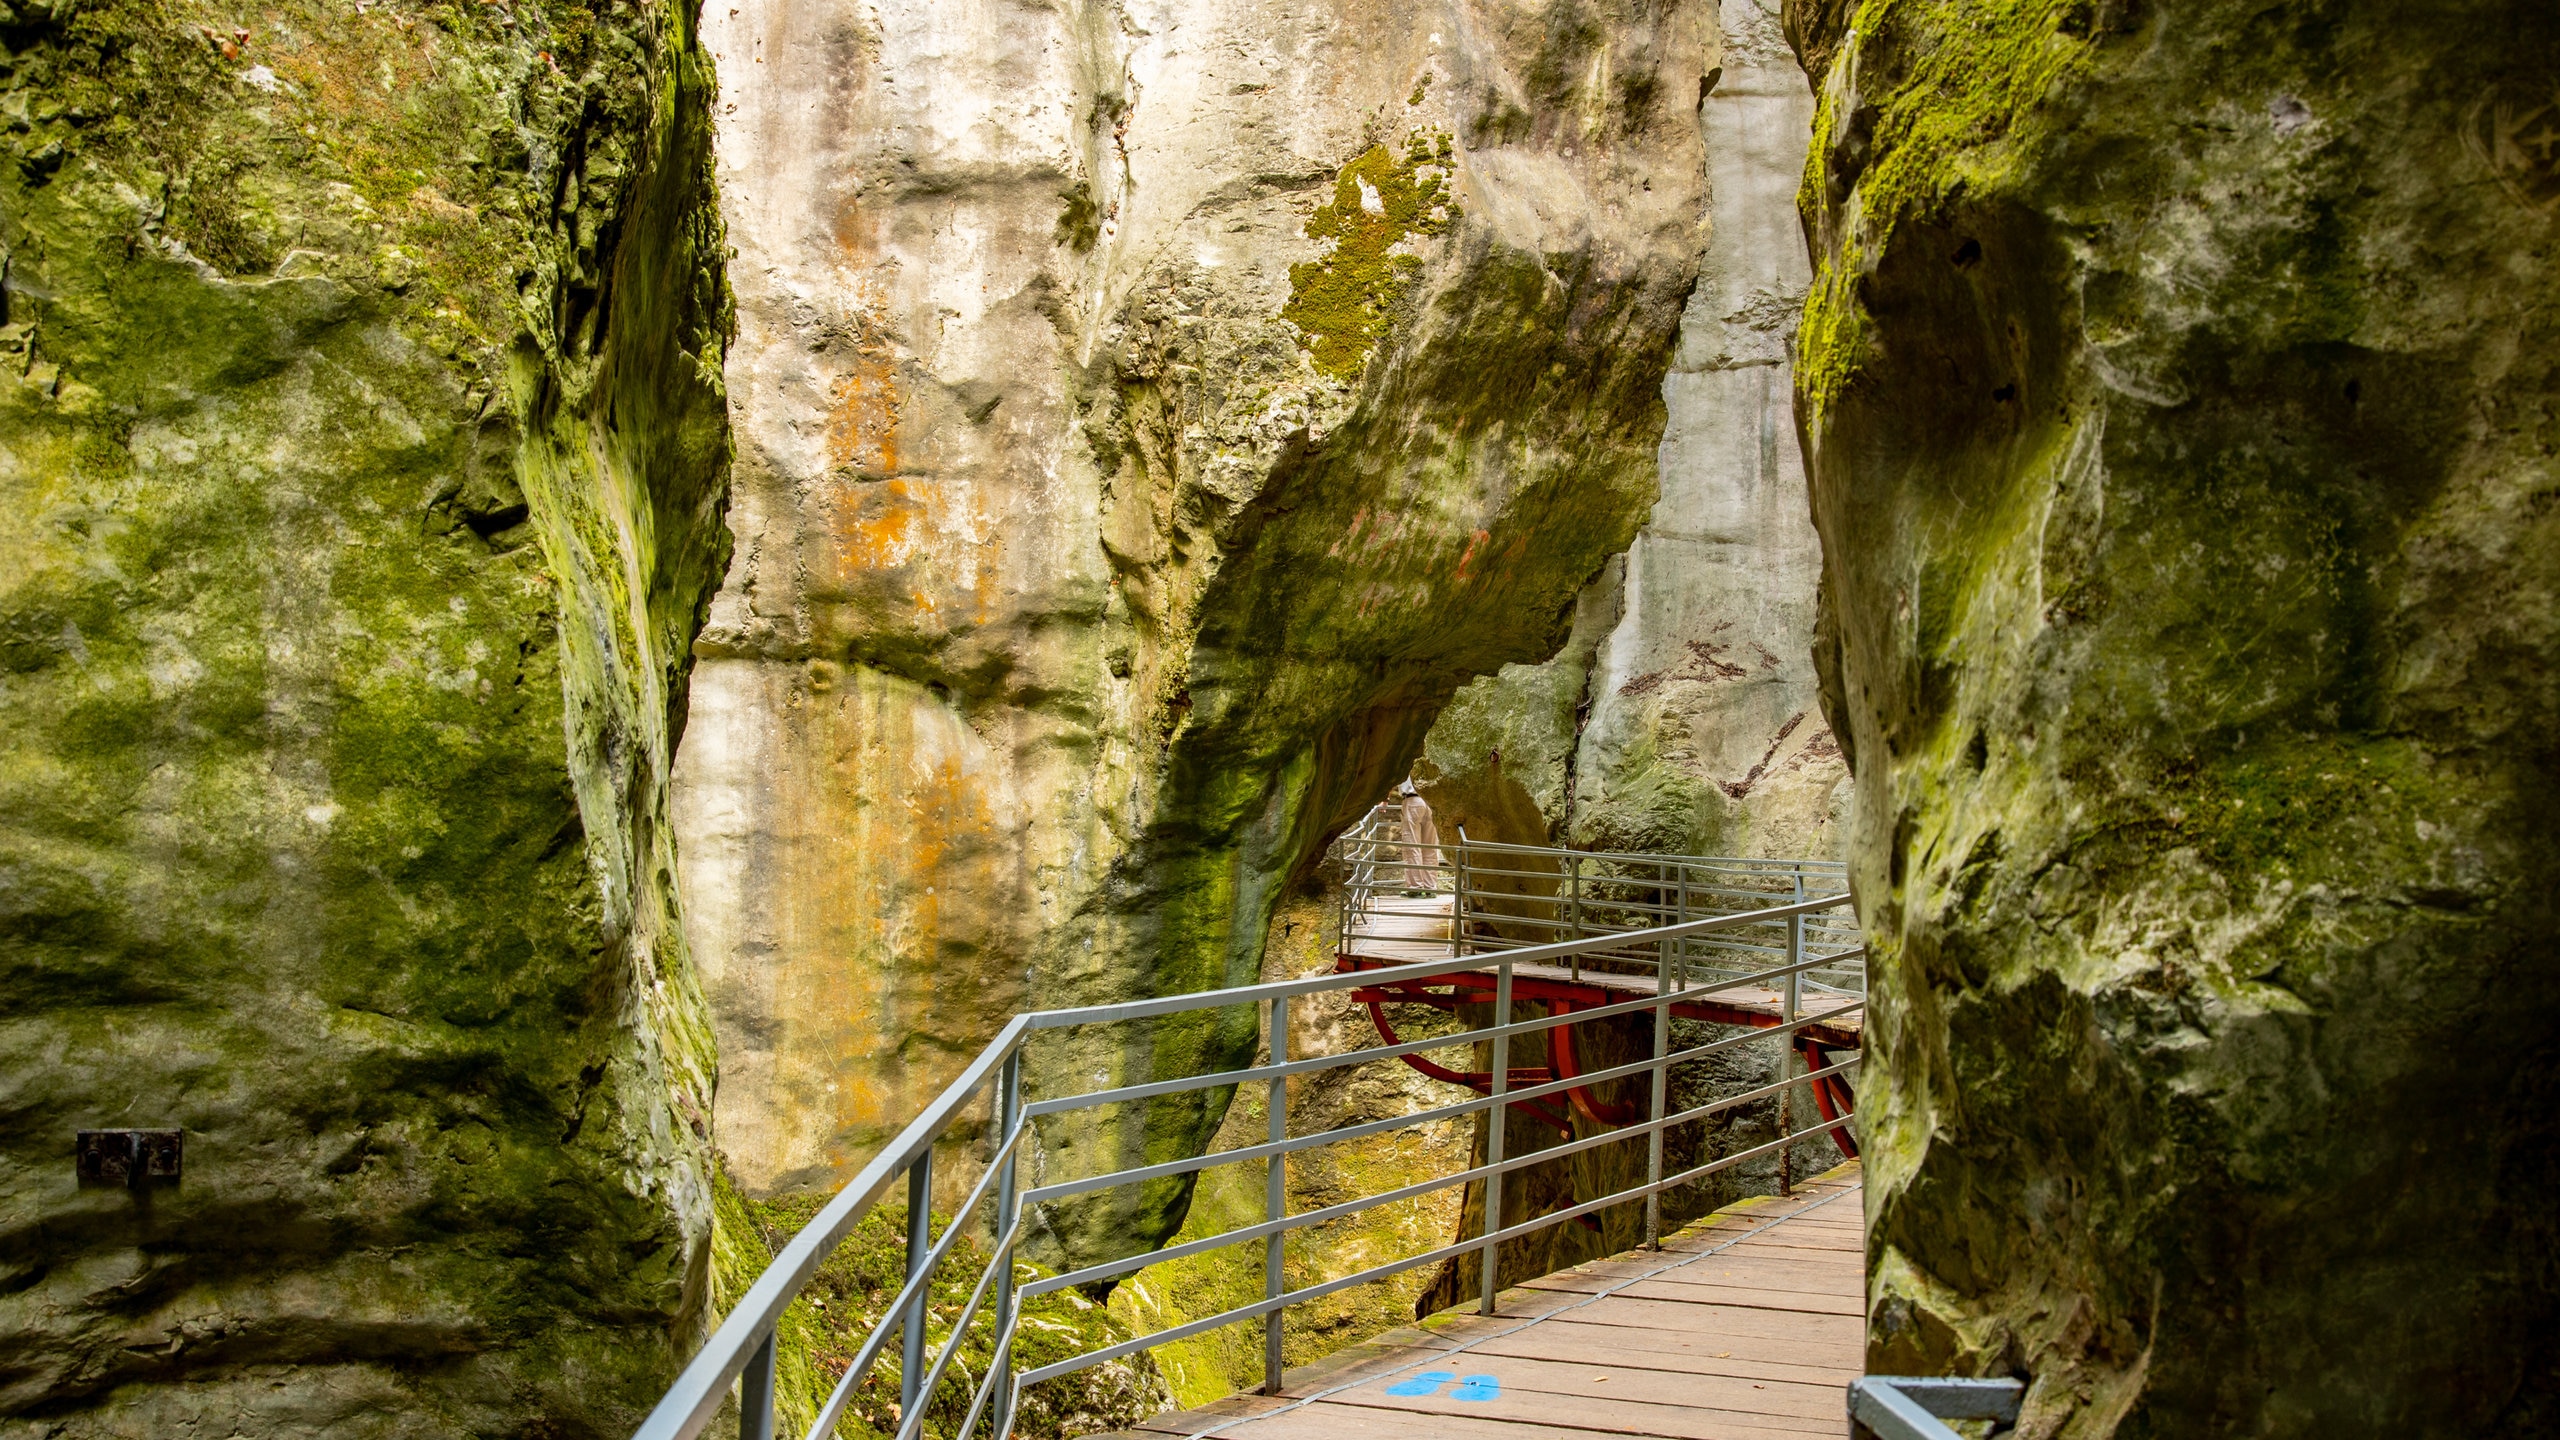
[[630, 885, 1859, 1440], [1849, 1376, 2025, 1439], [1330, 816, 1863, 1002]]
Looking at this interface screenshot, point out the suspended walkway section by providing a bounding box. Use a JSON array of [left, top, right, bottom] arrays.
[[627, 815, 2009, 1440]]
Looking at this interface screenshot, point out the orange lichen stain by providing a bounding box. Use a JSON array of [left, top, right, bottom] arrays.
[[834, 476, 925, 574], [822, 468, 1006, 631], [781, 674, 1020, 1152], [829, 182, 882, 262], [826, 352, 902, 476]]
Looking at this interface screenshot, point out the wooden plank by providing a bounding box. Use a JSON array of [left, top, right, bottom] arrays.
[[1640, 1225, 1861, 1247], [1636, 1262, 1868, 1293], [1178, 1401, 1806, 1440], [1690, 1188, 1858, 1209], [1130, 1393, 1291, 1433], [1668, 1234, 1860, 1258], [1556, 1269, 1867, 1304], [1680, 1206, 1860, 1231], [1638, 1275, 1868, 1306], [1729, 1210, 1859, 1226], [1720, 1214, 1863, 1229], [1696, 1207, 1861, 1229], [1560, 1252, 1864, 1292], [1666, 1249, 1866, 1275], [1425, 1311, 1860, 1363], [1513, 1294, 1862, 1344], [1379, 1349, 1849, 1421], [1672, 1228, 1861, 1255], [1321, 1379, 1841, 1438], [1524, 1271, 1866, 1317], [1684, 1240, 1861, 1264], [1553, 1253, 1865, 1292], [1453, 1325, 1862, 1387]]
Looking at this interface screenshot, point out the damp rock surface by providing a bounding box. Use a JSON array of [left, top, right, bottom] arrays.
[[0, 2, 732, 1434], [1789, 0, 2560, 1432]]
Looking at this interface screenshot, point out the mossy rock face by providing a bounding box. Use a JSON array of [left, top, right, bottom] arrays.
[[1280, 134, 1459, 380], [0, 1, 731, 1434], [1790, 0, 2560, 1431]]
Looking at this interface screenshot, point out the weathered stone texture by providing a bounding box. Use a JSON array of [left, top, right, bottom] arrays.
[[1416, 0, 1848, 864], [0, 2, 731, 1434], [1391, 0, 1851, 1320], [1791, 0, 2560, 1432], [674, 0, 1720, 1267]]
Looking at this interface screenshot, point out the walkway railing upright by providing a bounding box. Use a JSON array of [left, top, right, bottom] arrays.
[[631, 840, 1862, 1440]]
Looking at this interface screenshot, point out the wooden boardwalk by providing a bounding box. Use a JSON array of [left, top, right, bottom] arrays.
[[1101, 1166, 1865, 1440]]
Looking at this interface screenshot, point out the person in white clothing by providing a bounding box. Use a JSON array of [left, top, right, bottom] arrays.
[[1397, 781, 1442, 894]]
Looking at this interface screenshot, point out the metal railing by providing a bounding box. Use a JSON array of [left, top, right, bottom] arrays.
[[631, 878, 1861, 1440], [1332, 805, 1861, 992], [1850, 1377, 2025, 1439]]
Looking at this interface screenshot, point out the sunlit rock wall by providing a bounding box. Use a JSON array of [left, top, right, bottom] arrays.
[[1790, 0, 2560, 1432], [0, 1, 731, 1435], [676, 0, 1719, 1264], [1414, 0, 1847, 863]]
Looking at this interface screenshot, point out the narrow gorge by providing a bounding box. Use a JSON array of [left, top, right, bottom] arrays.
[[3, 0, 2552, 1437]]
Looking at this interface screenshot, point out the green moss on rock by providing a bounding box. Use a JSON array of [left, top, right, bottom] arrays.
[[0, 0, 733, 1433], [1793, 0, 2096, 428], [1790, 0, 2560, 1430], [1280, 136, 1457, 380]]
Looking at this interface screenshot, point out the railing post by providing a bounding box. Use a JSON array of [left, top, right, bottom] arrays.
[[1646, 916, 1672, 1249], [901, 1147, 934, 1418], [1779, 874, 1803, 1198], [1675, 864, 1690, 987], [740, 1330, 777, 1440], [1479, 958, 1513, 1315], [990, 1048, 1022, 1439], [1452, 835, 1471, 958], [1262, 995, 1290, 1394], [1568, 852, 1583, 982]]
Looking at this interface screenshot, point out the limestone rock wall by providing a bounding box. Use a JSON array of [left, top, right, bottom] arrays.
[[1789, 0, 2560, 1432], [674, 0, 1721, 1265], [1414, 0, 1848, 864], [0, 2, 731, 1434]]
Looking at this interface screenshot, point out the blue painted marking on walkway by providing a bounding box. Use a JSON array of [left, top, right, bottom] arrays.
[[1385, 1371, 1454, 1397], [1449, 1375, 1502, 1402]]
